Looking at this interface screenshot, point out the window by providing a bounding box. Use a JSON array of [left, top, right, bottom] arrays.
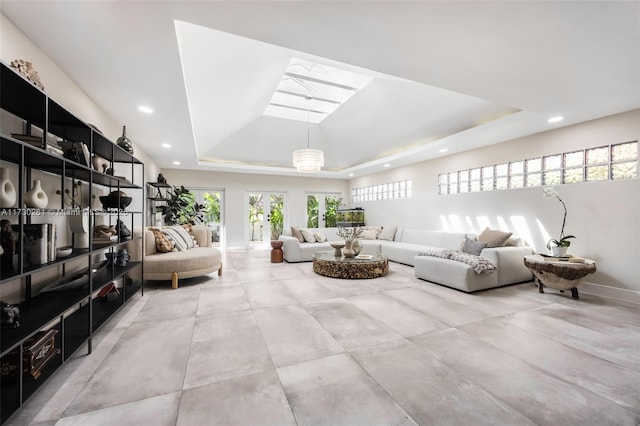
[[438, 140, 637, 195], [352, 180, 412, 202]]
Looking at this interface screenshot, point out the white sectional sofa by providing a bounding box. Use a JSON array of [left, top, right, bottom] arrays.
[[279, 227, 533, 292]]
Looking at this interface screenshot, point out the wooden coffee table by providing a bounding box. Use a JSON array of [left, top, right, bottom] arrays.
[[524, 254, 596, 300], [313, 251, 389, 279]]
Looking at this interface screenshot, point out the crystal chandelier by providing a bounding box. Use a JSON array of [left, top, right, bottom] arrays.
[[293, 96, 324, 173]]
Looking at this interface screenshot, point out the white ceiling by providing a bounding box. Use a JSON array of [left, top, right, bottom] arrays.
[[2, 1, 639, 178]]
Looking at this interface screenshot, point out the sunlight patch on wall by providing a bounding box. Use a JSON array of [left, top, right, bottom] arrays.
[[509, 215, 537, 252]]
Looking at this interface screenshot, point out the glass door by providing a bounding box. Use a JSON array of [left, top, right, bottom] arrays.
[[191, 188, 224, 247], [307, 193, 343, 228], [247, 192, 286, 247]]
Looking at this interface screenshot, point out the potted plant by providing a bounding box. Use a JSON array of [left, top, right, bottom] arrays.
[[543, 186, 576, 256], [161, 186, 204, 225]]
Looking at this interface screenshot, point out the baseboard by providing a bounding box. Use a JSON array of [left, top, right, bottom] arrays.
[[579, 281, 640, 305]]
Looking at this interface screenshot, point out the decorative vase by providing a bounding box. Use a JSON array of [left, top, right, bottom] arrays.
[[68, 208, 90, 249], [352, 238, 362, 256], [116, 248, 130, 267], [116, 125, 134, 154], [551, 246, 568, 257], [0, 167, 17, 208], [24, 179, 48, 208], [343, 240, 355, 258]]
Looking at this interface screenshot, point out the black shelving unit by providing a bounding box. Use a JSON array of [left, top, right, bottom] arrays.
[[0, 61, 144, 424], [146, 181, 171, 226]]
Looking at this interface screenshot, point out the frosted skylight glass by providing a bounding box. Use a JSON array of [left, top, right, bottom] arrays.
[[264, 57, 372, 122]]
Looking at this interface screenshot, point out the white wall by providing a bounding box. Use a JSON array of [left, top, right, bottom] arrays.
[[160, 169, 349, 247], [0, 12, 160, 181], [350, 109, 640, 301]]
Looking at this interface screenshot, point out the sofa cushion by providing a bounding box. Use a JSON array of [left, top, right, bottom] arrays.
[[291, 226, 304, 243], [477, 227, 513, 247], [162, 226, 195, 251], [360, 229, 377, 240], [314, 232, 327, 242], [378, 226, 397, 241], [462, 236, 487, 256], [148, 227, 175, 253], [301, 229, 316, 243]]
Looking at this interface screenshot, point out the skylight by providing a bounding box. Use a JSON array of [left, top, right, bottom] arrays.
[[264, 57, 372, 123]]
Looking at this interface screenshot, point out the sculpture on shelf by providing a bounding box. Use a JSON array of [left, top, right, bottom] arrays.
[[92, 155, 111, 174], [157, 173, 166, 184], [116, 248, 130, 267], [0, 167, 17, 208], [1, 301, 20, 329], [116, 126, 134, 154], [1, 219, 16, 270], [24, 179, 48, 209], [56, 180, 94, 209], [115, 220, 131, 241], [10, 59, 45, 91]]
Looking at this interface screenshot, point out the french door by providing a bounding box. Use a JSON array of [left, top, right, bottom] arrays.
[[306, 193, 342, 228], [247, 192, 286, 247]]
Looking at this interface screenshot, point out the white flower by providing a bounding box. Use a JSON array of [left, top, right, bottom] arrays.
[[543, 186, 558, 199]]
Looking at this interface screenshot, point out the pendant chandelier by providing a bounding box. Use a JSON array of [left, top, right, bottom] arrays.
[[293, 96, 324, 173]]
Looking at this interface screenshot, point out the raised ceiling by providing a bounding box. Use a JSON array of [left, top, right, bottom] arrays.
[[2, 1, 638, 178]]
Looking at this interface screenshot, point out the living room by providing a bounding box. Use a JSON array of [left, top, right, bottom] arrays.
[[1, 2, 639, 425]]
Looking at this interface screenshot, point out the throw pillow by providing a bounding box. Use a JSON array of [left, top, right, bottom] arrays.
[[148, 227, 174, 253], [378, 226, 397, 241], [181, 223, 200, 247], [300, 229, 316, 243], [360, 229, 377, 240], [314, 232, 327, 242], [291, 226, 304, 243], [162, 226, 195, 251], [462, 236, 487, 256], [477, 227, 513, 248]]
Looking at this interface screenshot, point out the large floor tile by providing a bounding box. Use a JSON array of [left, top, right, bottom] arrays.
[[348, 293, 448, 337], [56, 392, 180, 426], [305, 298, 403, 350], [505, 306, 640, 371], [277, 353, 417, 426], [254, 305, 344, 367], [461, 316, 640, 411], [132, 289, 199, 323], [280, 277, 339, 304], [243, 280, 298, 309], [196, 286, 250, 317], [183, 311, 273, 389], [350, 339, 536, 425], [412, 328, 640, 425], [384, 288, 489, 326], [64, 317, 194, 416], [177, 370, 296, 426]]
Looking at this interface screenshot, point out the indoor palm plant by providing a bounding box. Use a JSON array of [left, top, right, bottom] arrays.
[[543, 186, 575, 256]]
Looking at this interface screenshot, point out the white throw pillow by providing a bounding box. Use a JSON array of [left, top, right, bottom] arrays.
[[314, 232, 327, 242], [360, 229, 377, 240], [301, 229, 316, 243], [378, 226, 397, 241]]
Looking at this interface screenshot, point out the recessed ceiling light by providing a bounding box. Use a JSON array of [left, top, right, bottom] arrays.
[[348, 173, 354, 177], [439, 148, 448, 153], [138, 105, 153, 114], [161, 143, 171, 148], [172, 161, 180, 165], [384, 164, 391, 168], [548, 116, 563, 123]]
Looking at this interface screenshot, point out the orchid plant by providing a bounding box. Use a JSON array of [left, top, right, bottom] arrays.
[[543, 186, 575, 248]]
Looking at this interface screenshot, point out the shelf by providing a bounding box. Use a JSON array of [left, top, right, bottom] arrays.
[[147, 182, 171, 188], [0, 290, 89, 355], [147, 197, 169, 201], [0, 59, 145, 424]]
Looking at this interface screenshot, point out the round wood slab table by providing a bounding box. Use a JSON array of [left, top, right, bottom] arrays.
[[524, 254, 596, 300], [313, 251, 389, 279]]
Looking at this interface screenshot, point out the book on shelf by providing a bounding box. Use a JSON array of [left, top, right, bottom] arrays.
[[11, 133, 43, 146], [47, 223, 56, 262]]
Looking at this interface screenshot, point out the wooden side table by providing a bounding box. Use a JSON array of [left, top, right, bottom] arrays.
[[523, 255, 596, 300], [270, 240, 283, 263]]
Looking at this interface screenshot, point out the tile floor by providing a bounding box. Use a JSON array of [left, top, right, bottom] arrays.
[[7, 249, 640, 426]]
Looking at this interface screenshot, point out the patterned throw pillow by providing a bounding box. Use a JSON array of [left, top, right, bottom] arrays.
[[148, 227, 175, 253], [462, 236, 487, 256], [181, 223, 199, 247], [162, 226, 195, 251]]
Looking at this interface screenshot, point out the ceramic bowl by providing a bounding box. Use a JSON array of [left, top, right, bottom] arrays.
[[56, 247, 73, 258], [99, 191, 133, 210]]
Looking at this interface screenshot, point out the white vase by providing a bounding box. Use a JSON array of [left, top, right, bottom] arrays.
[[68, 208, 90, 249], [24, 179, 48, 208], [551, 246, 568, 257], [0, 167, 17, 208]]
